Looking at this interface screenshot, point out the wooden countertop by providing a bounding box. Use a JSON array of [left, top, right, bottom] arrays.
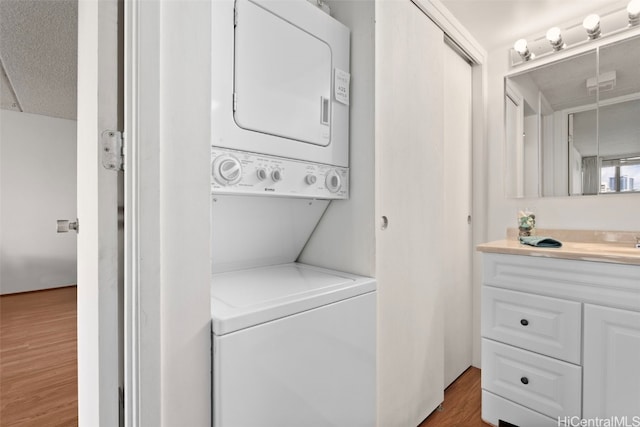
[[477, 239, 640, 266]]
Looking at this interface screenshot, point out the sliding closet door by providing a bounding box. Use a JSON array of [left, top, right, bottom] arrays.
[[375, 1, 445, 426], [443, 42, 473, 387]]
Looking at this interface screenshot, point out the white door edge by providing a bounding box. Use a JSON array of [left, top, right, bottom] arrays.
[[77, 0, 121, 424]]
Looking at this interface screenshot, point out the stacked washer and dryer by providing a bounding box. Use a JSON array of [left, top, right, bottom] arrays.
[[210, 0, 376, 426]]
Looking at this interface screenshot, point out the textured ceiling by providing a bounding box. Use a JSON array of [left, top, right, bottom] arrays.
[[440, 0, 629, 51], [0, 0, 77, 120], [0, 0, 631, 121]]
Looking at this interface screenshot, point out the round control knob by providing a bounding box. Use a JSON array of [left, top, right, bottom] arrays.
[[212, 155, 242, 186], [256, 168, 268, 181], [271, 169, 282, 182], [325, 170, 342, 193], [305, 174, 317, 185]]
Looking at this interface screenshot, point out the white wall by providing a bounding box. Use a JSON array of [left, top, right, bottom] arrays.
[[485, 44, 640, 242], [298, 0, 376, 278], [0, 110, 77, 294]]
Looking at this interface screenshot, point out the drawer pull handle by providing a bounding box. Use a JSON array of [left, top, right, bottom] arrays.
[[520, 319, 529, 326], [520, 377, 529, 385]]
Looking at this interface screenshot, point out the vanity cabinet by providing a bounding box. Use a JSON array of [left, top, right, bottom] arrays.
[[480, 252, 640, 426], [583, 305, 640, 420]]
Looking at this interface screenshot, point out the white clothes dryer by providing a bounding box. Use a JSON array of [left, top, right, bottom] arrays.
[[211, 0, 351, 167], [211, 263, 376, 427]]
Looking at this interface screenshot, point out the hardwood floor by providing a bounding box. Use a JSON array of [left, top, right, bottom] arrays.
[[0, 286, 78, 427], [419, 367, 493, 427], [1, 286, 488, 427]]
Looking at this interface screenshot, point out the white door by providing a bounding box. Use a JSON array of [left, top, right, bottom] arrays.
[[375, 2, 444, 425], [76, 0, 122, 424], [443, 42, 473, 387], [584, 304, 640, 419]]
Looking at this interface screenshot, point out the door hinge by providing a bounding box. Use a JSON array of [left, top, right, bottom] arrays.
[[101, 130, 124, 172], [233, 93, 238, 112]]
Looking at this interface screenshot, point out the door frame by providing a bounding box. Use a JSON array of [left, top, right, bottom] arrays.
[[123, 1, 212, 425], [123, 0, 162, 425]]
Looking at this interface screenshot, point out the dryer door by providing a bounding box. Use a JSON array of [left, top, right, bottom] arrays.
[[234, 0, 332, 146]]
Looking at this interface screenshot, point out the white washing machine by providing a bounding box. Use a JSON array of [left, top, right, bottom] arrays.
[[211, 263, 376, 426], [210, 189, 377, 426]]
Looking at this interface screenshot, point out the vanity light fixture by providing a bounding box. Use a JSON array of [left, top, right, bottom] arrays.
[[629, 0, 640, 25], [514, 38, 534, 61], [512, 4, 638, 66], [546, 27, 566, 50], [583, 14, 602, 39]]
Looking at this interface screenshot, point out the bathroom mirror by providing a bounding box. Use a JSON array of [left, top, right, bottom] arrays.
[[504, 34, 640, 198]]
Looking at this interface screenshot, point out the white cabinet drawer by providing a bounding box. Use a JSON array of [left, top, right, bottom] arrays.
[[482, 390, 557, 427], [482, 338, 581, 419], [482, 286, 582, 364]]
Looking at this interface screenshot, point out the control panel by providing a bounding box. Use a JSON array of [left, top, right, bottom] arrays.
[[211, 148, 349, 199]]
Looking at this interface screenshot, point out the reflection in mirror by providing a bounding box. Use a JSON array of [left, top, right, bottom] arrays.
[[505, 50, 597, 198], [570, 108, 598, 195], [505, 80, 539, 198], [598, 36, 640, 194], [504, 34, 640, 198]]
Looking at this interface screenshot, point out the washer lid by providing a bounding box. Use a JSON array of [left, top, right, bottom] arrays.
[[211, 263, 376, 335]]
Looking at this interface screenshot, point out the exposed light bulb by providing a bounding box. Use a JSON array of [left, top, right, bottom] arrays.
[[629, 0, 640, 25], [583, 14, 601, 39], [513, 38, 534, 61], [546, 27, 565, 50], [546, 27, 561, 43], [514, 39, 528, 54]]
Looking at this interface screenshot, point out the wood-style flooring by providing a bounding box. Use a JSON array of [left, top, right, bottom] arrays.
[[0, 286, 489, 427], [419, 367, 493, 427], [0, 286, 78, 427]]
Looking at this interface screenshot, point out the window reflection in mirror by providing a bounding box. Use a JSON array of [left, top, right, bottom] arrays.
[[597, 36, 640, 194], [504, 34, 640, 198]]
